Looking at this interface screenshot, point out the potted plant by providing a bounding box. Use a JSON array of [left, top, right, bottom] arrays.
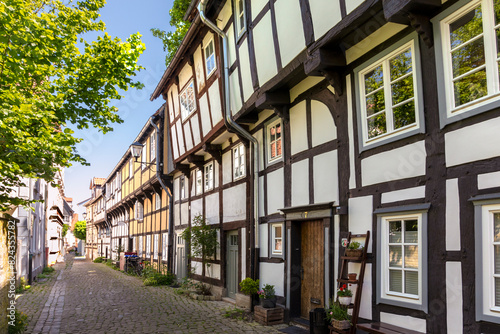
[[345, 241, 364, 257], [239, 277, 260, 309], [258, 284, 276, 308], [337, 284, 352, 305], [326, 301, 351, 331]]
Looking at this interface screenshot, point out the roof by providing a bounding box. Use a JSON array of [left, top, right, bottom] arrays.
[[90, 177, 106, 189]]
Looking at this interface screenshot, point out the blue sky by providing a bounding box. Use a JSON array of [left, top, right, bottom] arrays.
[[65, 0, 175, 217]]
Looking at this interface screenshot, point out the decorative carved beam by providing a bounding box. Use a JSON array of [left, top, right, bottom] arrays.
[[255, 90, 290, 110], [382, 0, 441, 25], [304, 48, 346, 76], [408, 12, 433, 48], [202, 144, 222, 165], [237, 114, 259, 125], [320, 69, 342, 96], [187, 154, 205, 170], [175, 163, 191, 177], [272, 105, 290, 124]]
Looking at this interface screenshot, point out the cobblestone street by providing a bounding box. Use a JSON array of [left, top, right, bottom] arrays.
[[16, 256, 289, 334]]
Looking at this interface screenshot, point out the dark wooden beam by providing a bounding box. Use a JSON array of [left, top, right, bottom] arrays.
[[408, 12, 433, 48], [237, 114, 259, 125], [320, 69, 343, 96], [272, 105, 290, 124], [202, 144, 222, 165], [187, 154, 205, 170], [255, 90, 290, 110], [175, 163, 191, 177], [304, 47, 346, 76], [382, 0, 441, 25]]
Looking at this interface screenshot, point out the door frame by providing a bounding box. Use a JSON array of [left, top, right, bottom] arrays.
[[226, 230, 239, 299]]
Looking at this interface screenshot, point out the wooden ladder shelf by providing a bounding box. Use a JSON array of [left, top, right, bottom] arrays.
[[330, 231, 370, 334]]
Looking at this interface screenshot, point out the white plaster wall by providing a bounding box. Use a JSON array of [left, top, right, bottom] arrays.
[[292, 159, 309, 207], [227, 23, 237, 66], [348, 196, 373, 252], [255, 129, 265, 172], [184, 122, 193, 151], [171, 83, 179, 117], [230, 71, 242, 115], [253, 12, 278, 85], [223, 184, 247, 222], [205, 192, 220, 225], [361, 141, 426, 186], [347, 263, 372, 320], [478, 171, 500, 190], [168, 87, 175, 121], [259, 224, 269, 257], [445, 118, 500, 167], [251, 0, 268, 21], [347, 75, 356, 190], [260, 262, 285, 296], [171, 124, 179, 159], [381, 186, 425, 204], [199, 93, 211, 138], [311, 100, 336, 147], [191, 115, 201, 147], [205, 263, 221, 280], [267, 168, 284, 214], [176, 122, 185, 156], [290, 101, 308, 155], [346, 0, 365, 14], [192, 260, 203, 276], [259, 176, 265, 217], [239, 39, 254, 102], [194, 46, 205, 92], [190, 199, 203, 223], [446, 179, 461, 251], [181, 203, 189, 226], [222, 151, 232, 185], [214, 161, 219, 189], [309, 0, 342, 40], [274, 0, 305, 67], [217, 0, 232, 30], [314, 151, 339, 204], [446, 262, 463, 334], [290, 77, 324, 103], [178, 63, 193, 90], [174, 176, 180, 199], [209, 79, 223, 125], [379, 313, 426, 333]]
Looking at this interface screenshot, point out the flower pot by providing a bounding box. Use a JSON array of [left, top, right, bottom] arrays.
[[345, 249, 363, 257], [331, 319, 351, 330], [348, 273, 357, 281], [260, 297, 276, 308], [338, 296, 352, 305]]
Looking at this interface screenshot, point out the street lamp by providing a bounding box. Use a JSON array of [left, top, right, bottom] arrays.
[[130, 141, 143, 161]]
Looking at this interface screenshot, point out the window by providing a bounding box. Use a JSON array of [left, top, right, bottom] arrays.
[[376, 207, 428, 312], [150, 133, 156, 161], [196, 169, 203, 195], [129, 159, 133, 179], [162, 233, 168, 261], [204, 162, 214, 191], [154, 234, 159, 260], [270, 223, 283, 256], [359, 40, 419, 143], [155, 192, 161, 210], [267, 120, 282, 163], [133, 237, 136, 252], [473, 198, 500, 323], [234, 0, 246, 37], [135, 201, 144, 221], [141, 142, 147, 170], [233, 144, 245, 180], [138, 236, 143, 257], [437, 0, 500, 117], [180, 80, 196, 120], [146, 234, 151, 259], [180, 177, 186, 199], [204, 39, 216, 77]]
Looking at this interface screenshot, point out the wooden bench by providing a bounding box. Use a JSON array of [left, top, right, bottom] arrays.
[[357, 322, 423, 334]]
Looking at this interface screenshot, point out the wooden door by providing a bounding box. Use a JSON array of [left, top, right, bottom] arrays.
[[300, 220, 325, 318], [226, 231, 239, 299], [176, 234, 186, 279]]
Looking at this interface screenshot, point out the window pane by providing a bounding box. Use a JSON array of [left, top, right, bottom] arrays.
[[495, 245, 500, 275], [390, 49, 412, 81], [496, 0, 500, 25], [391, 75, 414, 105], [389, 246, 402, 267], [451, 37, 485, 78], [393, 101, 416, 129], [275, 238, 282, 251], [367, 113, 387, 139], [270, 126, 276, 141], [389, 221, 402, 243], [366, 90, 385, 117], [454, 69, 487, 106], [277, 138, 282, 157], [496, 277, 500, 306], [365, 66, 383, 94], [389, 270, 403, 293], [494, 213, 500, 242], [270, 142, 276, 159], [404, 246, 419, 269], [405, 220, 418, 243], [450, 6, 483, 49], [275, 226, 282, 238], [405, 271, 419, 295], [276, 123, 281, 139]]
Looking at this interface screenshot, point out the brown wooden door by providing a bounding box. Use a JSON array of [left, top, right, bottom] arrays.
[[300, 220, 325, 318]]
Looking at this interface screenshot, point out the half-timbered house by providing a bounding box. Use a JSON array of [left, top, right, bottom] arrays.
[[149, 0, 500, 332]]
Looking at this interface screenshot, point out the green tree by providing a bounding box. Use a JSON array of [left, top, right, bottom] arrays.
[[73, 221, 86, 240], [62, 224, 69, 238], [0, 0, 145, 211], [180, 214, 218, 272], [151, 0, 191, 67]]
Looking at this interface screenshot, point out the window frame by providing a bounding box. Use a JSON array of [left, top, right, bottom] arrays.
[[196, 169, 203, 195], [233, 144, 246, 180], [155, 192, 161, 211], [153, 234, 159, 260], [135, 200, 144, 221], [179, 80, 197, 121], [269, 223, 284, 258], [234, 0, 247, 39], [138, 236, 143, 257], [141, 142, 147, 170], [473, 195, 500, 323], [162, 233, 168, 261], [204, 162, 214, 192], [146, 234, 151, 259], [376, 205, 429, 312], [204, 38, 216, 78], [150, 132, 156, 162], [129, 159, 133, 179], [180, 176, 186, 200], [266, 119, 283, 164]]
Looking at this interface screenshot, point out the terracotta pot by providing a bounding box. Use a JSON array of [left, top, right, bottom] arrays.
[[338, 296, 352, 305], [348, 273, 357, 281]]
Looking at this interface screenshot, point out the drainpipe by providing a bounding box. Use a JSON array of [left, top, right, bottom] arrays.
[[198, 1, 260, 279], [150, 117, 174, 273]]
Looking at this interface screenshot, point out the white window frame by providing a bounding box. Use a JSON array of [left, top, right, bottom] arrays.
[[141, 142, 147, 170], [180, 176, 186, 200], [138, 236, 143, 257], [267, 119, 283, 164], [204, 162, 214, 191], [196, 169, 203, 195], [438, 0, 500, 118], [154, 234, 159, 260], [150, 132, 156, 161], [129, 159, 133, 179], [234, 0, 247, 38], [133, 236, 136, 253], [135, 201, 143, 221], [162, 233, 168, 261], [358, 40, 420, 145], [155, 192, 161, 211], [270, 223, 283, 257], [204, 38, 216, 78], [179, 80, 196, 120], [233, 144, 245, 180], [146, 234, 151, 259]]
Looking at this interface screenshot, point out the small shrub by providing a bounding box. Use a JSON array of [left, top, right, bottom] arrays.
[[15, 277, 29, 294], [42, 266, 55, 274], [93, 257, 104, 263], [144, 277, 158, 286], [143, 272, 175, 286], [36, 274, 48, 279], [8, 310, 28, 334], [239, 277, 259, 295]]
